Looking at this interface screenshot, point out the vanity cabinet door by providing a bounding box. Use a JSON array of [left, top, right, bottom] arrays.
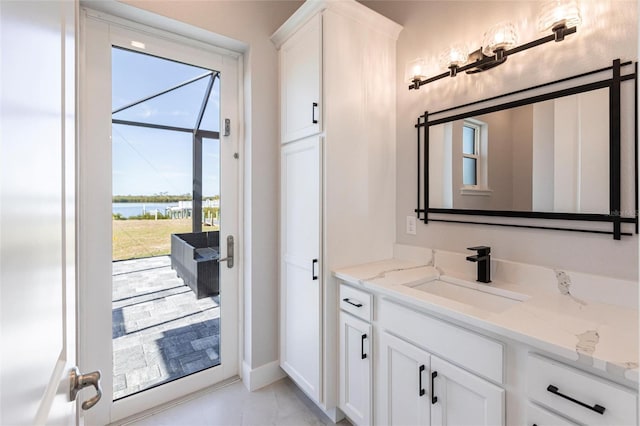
[[526, 402, 579, 426], [279, 12, 322, 143], [379, 332, 431, 426], [431, 355, 504, 426], [280, 135, 322, 402], [339, 312, 372, 425]]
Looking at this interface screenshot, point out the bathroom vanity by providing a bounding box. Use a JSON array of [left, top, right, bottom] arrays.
[[334, 246, 639, 425]]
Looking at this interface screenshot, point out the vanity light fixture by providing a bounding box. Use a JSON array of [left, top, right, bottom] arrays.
[[408, 0, 581, 90]]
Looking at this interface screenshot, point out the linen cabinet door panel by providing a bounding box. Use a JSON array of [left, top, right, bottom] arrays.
[[431, 356, 505, 426], [280, 136, 322, 402], [339, 312, 371, 425], [380, 332, 431, 426], [280, 13, 321, 143]]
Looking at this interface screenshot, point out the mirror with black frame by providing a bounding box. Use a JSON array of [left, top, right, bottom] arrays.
[[418, 60, 638, 239]]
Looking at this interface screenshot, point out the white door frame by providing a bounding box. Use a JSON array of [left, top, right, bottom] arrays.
[[78, 8, 244, 424]]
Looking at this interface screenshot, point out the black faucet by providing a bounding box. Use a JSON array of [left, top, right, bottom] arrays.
[[466, 246, 491, 283]]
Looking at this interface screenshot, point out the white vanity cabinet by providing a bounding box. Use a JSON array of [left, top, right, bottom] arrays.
[[334, 260, 638, 426], [379, 332, 432, 425], [379, 334, 505, 426], [339, 311, 372, 425], [273, 0, 401, 414], [339, 284, 373, 425], [376, 299, 506, 425], [430, 355, 504, 426]]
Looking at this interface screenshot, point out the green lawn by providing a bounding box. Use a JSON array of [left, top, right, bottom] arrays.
[[112, 218, 219, 261]]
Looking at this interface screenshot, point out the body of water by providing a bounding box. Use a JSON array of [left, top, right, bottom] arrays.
[[112, 202, 179, 218]]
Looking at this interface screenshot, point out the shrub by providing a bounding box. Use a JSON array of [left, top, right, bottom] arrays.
[[129, 211, 170, 220]]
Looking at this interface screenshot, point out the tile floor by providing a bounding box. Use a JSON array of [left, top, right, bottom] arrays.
[[112, 256, 221, 399], [119, 378, 352, 426]]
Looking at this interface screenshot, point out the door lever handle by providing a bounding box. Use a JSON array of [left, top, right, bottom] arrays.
[[218, 235, 234, 268], [70, 367, 102, 411]]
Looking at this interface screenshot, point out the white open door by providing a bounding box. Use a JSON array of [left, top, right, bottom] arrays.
[[0, 1, 96, 424], [79, 9, 241, 424]]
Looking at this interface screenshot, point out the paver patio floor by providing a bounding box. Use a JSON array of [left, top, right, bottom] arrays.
[[112, 255, 220, 400]]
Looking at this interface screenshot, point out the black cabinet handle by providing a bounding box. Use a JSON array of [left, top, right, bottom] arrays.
[[342, 298, 362, 308], [431, 371, 438, 404], [312, 102, 318, 124], [312, 259, 318, 280], [419, 365, 425, 396], [546, 385, 606, 415], [361, 334, 367, 359]]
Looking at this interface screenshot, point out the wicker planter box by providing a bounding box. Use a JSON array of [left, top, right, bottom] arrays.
[[170, 231, 220, 299]]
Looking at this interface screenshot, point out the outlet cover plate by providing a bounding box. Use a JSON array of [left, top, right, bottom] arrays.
[[406, 215, 417, 235]]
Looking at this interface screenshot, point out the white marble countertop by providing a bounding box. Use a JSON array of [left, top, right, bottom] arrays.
[[333, 257, 639, 384]]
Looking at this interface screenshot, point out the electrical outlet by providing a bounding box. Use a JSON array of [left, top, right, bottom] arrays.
[[406, 215, 417, 235]]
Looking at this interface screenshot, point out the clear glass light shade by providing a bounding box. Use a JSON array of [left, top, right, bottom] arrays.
[[438, 44, 469, 69], [537, 0, 581, 32], [405, 58, 427, 82], [482, 22, 518, 56]]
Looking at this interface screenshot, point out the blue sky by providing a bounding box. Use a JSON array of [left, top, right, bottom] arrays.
[[112, 47, 220, 197]]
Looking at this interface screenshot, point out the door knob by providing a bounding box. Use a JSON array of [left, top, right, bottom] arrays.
[[69, 367, 102, 410]]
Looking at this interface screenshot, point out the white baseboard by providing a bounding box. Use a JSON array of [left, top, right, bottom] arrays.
[[242, 360, 286, 391]]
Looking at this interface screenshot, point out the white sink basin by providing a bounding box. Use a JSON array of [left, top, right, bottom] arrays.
[[403, 276, 529, 313]]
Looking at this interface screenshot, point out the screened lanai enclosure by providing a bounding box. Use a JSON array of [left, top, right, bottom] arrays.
[[111, 47, 223, 399]]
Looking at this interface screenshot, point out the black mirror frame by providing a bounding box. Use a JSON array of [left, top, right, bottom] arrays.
[[415, 59, 638, 240]]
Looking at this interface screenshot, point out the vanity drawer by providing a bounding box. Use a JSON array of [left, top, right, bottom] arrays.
[[339, 283, 372, 322], [379, 299, 503, 383], [527, 354, 638, 426], [526, 402, 578, 426]]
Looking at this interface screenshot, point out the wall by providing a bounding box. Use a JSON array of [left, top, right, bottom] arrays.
[[362, 0, 638, 281], [119, 0, 302, 373]]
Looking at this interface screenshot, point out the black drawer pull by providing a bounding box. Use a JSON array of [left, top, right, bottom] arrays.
[[546, 385, 606, 415], [312, 259, 318, 280], [418, 365, 425, 397], [312, 102, 318, 124], [431, 371, 438, 404], [342, 298, 362, 308], [361, 334, 367, 359]]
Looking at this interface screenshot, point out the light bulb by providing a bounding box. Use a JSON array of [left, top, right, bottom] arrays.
[[405, 58, 427, 83], [537, 0, 581, 32], [438, 43, 469, 70], [482, 22, 518, 56]]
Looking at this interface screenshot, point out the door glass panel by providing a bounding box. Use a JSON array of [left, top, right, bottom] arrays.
[[112, 47, 207, 113], [111, 47, 221, 400], [112, 77, 211, 129], [199, 78, 221, 132], [202, 138, 220, 229]]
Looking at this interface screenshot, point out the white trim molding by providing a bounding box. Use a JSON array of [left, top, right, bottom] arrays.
[[242, 361, 286, 392], [460, 187, 493, 196]]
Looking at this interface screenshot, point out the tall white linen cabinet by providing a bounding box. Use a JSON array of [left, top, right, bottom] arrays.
[[271, 0, 402, 420]]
